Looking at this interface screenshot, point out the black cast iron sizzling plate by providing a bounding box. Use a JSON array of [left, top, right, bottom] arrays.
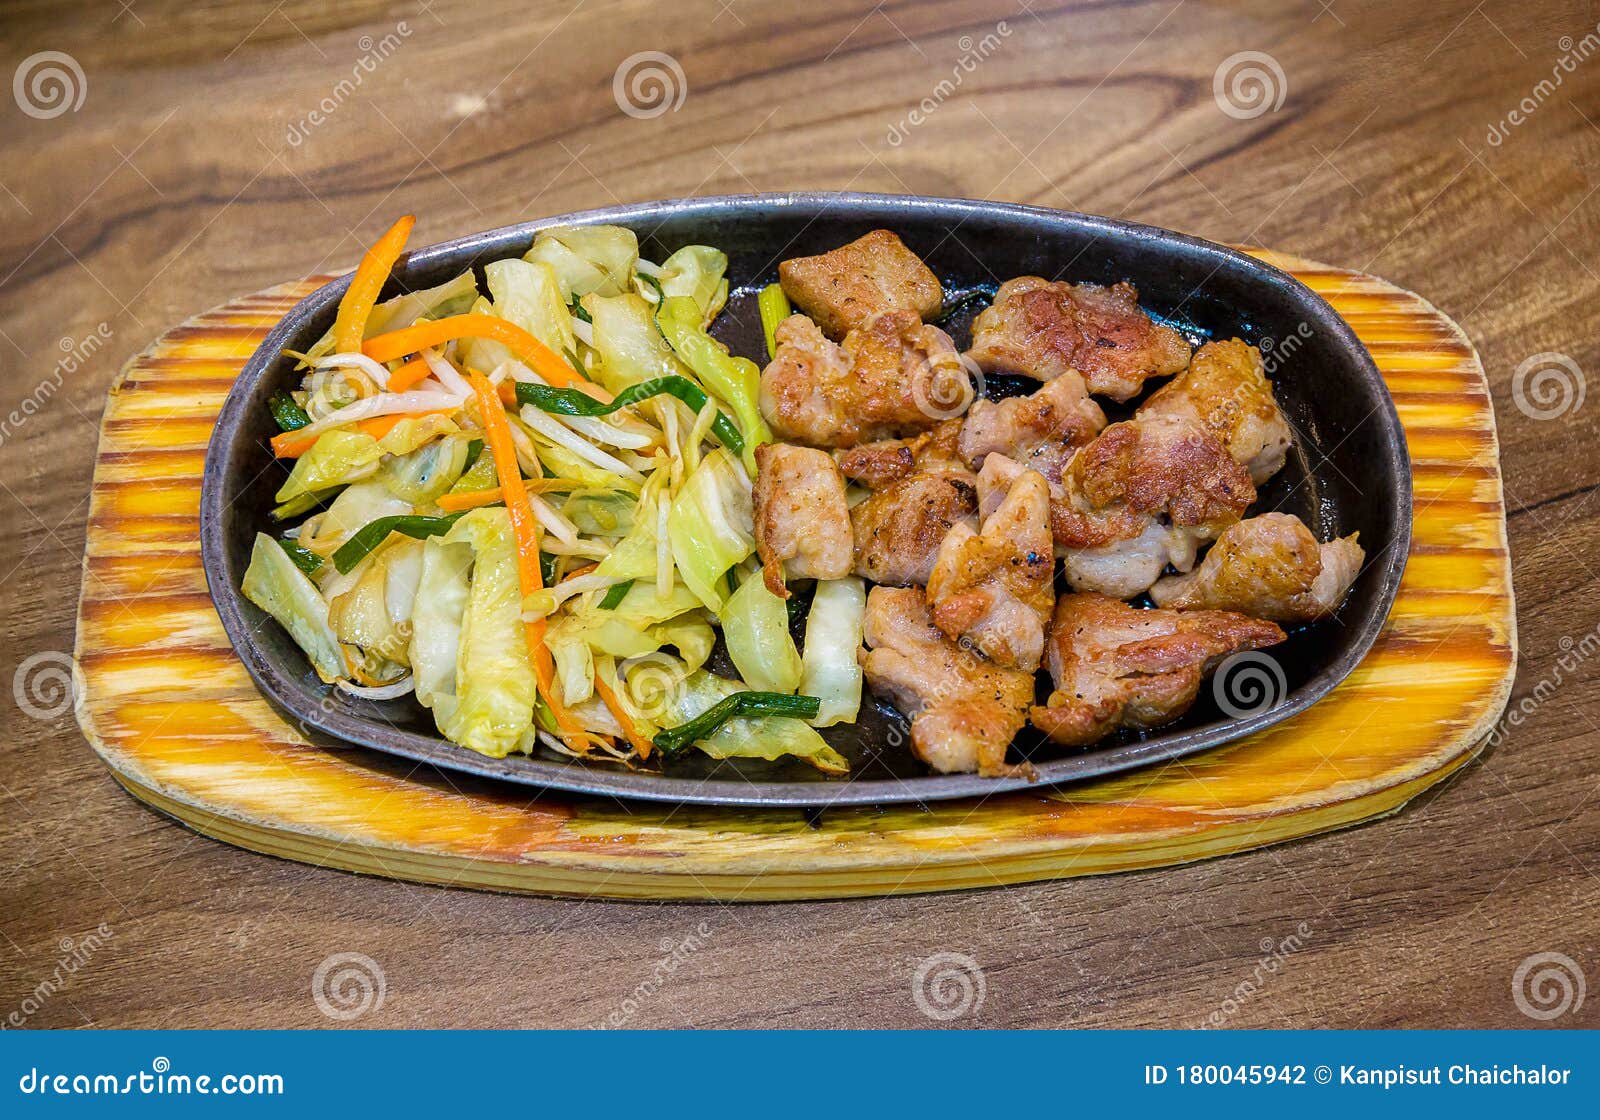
[[200, 192, 1411, 808]]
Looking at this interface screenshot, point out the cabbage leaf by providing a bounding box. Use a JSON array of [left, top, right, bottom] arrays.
[[667, 447, 754, 612], [723, 570, 802, 694], [274, 429, 383, 506], [799, 577, 865, 726], [432, 508, 536, 758], [242, 532, 345, 683], [410, 537, 474, 712], [658, 246, 728, 327], [655, 296, 771, 473], [525, 225, 639, 300], [658, 670, 848, 774]]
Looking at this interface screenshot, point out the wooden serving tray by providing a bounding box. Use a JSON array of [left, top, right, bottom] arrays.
[[73, 250, 1515, 901]]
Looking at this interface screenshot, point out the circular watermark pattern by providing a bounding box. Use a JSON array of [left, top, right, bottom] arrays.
[[912, 951, 986, 1021], [13, 51, 87, 120], [1512, 951, 1585, 1021], [1212, 51, 1286, 120], [1511, 352, 1585, 421], [13, 651, 83, 721], [1211, 650, 1286, 719], [612, 51, 688, 120], [312, 952, 386, 1021], [619, 652, 691, 721], [151, 1057, 170, 1074], [912, 352, 983, 420]]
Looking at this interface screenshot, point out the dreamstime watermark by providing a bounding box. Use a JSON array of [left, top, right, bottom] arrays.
[[1511, 351, 1584, 421], [311, 952, 386, 1022], [1201, 324, 1313, 434], [612, 51, 688, 120], [598, 921, 715, 1028], [16, 1058, 283, 1096], [1487, 25, 1600, 146], [13, 51, 86, 120], [886, 22, 1011, 146], [1200, 922, 1313, 1028], [1211, 650, 1287, 719], [0, 323, 111, 451], [13, 651, 84, 722], [285, 24, 412, 147], [1213, 51, 1287, 120], [1259, 322, 1314, 378], [1512, 951, 1586, 1021], [1485, 622, 1600, 748], [912, 951, 986, 1021], [911, 351, 984, 420], [2, 924, 114, 1029], [619, 650, 693, 722]]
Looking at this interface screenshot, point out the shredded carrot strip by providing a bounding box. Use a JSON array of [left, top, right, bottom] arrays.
[[365, 315, 587, 389], [333, 215, 415, 355], [435, 488, 504, 512], [561, 563, 599, 583], [467, 371, 583, 738], [269, 408, 454, 458], [385, 356, 431, 393], [593, 668, 652, 761]]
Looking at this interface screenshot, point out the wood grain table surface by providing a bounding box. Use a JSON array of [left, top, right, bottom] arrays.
[[2, 0, 1597, 1029]]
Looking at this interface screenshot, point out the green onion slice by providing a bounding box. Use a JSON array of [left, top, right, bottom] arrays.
[[513, 376, 744, 455], [332, 512, 466, 574], [277, 537, 323, 575], [598, 579, 634, 610], [269, 392, 311, 432], [653, 692, 822, 757]]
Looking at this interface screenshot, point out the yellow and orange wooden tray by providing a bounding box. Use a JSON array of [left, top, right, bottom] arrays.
[[73, 250, 1515, 901]]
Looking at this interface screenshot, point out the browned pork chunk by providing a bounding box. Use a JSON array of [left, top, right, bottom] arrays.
[[1137, 338, 1292, 484], [851, 473, 977, 588], [985, 415, 1253, 598], [778, 230, 944, 338], [956, 371, 1107, 484], [759, 311, 969, 448], [925, 462, 1055, 672], [861, 586, 1036, 777], [836, 419, 968, 490], [1030, 594, 1285, 747], [751, 443, 854, 598], [966, 276, 1191, 401], [1149, 512, 1364, 623]]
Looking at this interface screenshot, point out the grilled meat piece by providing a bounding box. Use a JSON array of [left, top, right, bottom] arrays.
[[861, 586, 1035, 777], [1149, 512, 1364, 623], [760, 311, 969, 448], [966, 276, 1190, 401], [778, 229, 944, 338], [752, 443, 854, 597], [1030, 594, 1285, 746], [1137, 338, 1292, 484]]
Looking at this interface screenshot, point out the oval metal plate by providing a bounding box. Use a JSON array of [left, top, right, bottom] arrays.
[[199, 192, 1411, 807]]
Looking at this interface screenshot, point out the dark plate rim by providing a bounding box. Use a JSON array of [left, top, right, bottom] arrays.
[[199, 191, 1412, 808]]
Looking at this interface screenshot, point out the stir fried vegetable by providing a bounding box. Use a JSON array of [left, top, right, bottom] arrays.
[[757, 283, 790, 360], [653, 689, 822, 757], [723, 569, 802, 694], [251, 216, 866, 775], [333, 215, 415, 354], [243, 533, 344, 683], [655, 296, 772, 473], [514, 377, 743, 455], [798, 577, 866, 726], [331, 512, 466, 574]]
